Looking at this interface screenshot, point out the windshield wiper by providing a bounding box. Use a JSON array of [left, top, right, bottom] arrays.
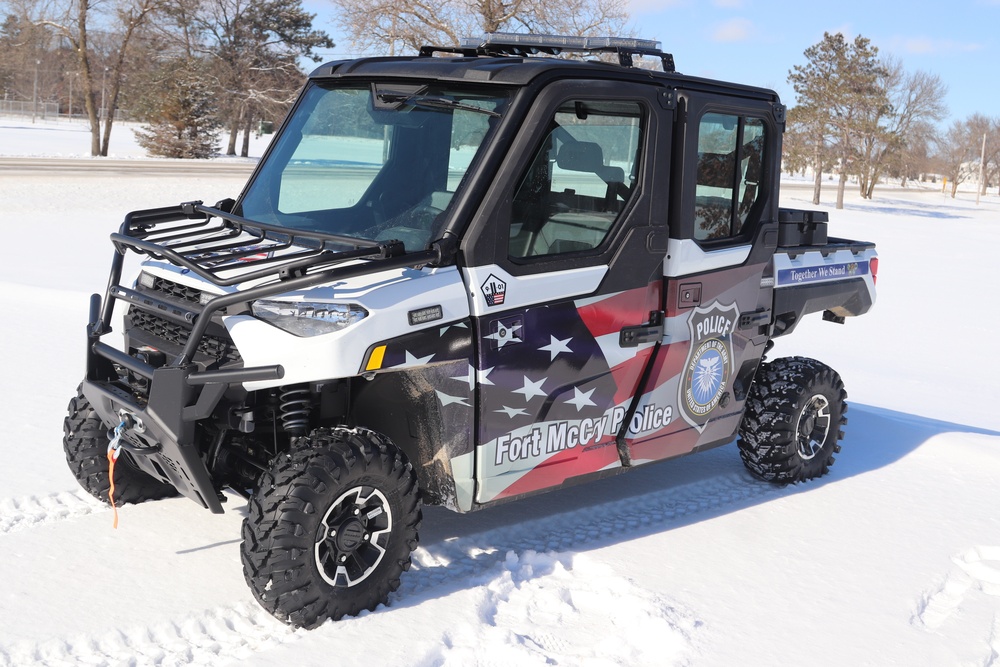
[[376, 93, 502, 118]]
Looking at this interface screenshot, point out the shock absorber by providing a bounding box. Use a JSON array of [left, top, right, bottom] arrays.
[[278, 384, 311, 436]]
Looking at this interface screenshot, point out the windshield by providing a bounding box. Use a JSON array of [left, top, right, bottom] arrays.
[[238, 82, 511, 251]]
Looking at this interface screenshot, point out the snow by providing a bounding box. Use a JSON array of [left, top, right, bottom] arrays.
[[0, 116, 272, 159], [2, 116, 1000, 666]]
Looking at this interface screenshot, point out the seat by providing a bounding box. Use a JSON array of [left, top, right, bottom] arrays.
[[555, 141, 628, 212]]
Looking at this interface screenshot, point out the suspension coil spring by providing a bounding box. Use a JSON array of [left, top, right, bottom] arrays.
[[278, 384, 311, 436]]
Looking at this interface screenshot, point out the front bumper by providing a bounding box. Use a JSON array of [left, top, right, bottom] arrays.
[[84, 296, 283, 513]]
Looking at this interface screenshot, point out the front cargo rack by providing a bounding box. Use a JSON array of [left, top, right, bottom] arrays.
[[95, 201, 447, 367], [111, 200, 408, 287]]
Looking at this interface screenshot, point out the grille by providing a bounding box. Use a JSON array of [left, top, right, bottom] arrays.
[[151, 276, 204, 305], [126, 308, 242, 366]]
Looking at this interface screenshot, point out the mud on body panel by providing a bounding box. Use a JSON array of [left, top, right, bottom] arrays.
[[353, 321, 476, 511]]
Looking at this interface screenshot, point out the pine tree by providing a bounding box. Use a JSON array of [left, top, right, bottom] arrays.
[[134, 60, 221, 159], [787, 32, 887, 208]]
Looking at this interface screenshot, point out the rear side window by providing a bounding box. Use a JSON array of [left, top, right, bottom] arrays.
[[693, 113, 766, 241]]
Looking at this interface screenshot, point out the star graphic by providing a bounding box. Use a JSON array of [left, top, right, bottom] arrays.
[[477, 366, 495, 386], [439, 321, 469, 336], [512, 375, 547, 401], [539, 335, 573, 361], [565, 386, 597, 412], [450, 364, 477, 391], [399, 350, 435, 367], [485, 320, 522, 349], [494, 405, 528, 419], [435, 390, 471, 407]]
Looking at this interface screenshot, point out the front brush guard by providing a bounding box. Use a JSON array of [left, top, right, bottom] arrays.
[[83, 295, 283, 513]]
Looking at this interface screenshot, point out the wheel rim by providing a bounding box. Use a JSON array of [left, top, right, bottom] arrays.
[[314, 486, 393, 587], [795, 394, 831, 460]]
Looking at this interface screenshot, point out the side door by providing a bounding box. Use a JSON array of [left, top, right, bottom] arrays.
[[460, 80, 672, 505], [622, 92, 785, 463]]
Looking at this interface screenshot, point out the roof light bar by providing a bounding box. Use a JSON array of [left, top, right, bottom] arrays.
[[460, 33, 662, 53], [454, 32, 674, 71]]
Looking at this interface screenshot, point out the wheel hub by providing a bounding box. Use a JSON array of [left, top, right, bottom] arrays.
[[334, 518, 366, 552], [314, 486, 392, 588], [795, 394, 831, 460]]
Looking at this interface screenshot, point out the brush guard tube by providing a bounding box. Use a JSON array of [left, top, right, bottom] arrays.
[[84, 295, 284, 513], [82, 202, 451, 513]]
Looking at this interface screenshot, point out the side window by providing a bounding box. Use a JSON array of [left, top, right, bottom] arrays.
[[508, 100, 643, 259], [694, 113, 767, 241]]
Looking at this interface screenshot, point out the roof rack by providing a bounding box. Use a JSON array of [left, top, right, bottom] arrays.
[[419, 32, 675, 71]]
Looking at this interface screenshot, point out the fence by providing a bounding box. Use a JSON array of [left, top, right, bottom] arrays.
[[1, 100, 60, 119], [0, 100, 129, 121]]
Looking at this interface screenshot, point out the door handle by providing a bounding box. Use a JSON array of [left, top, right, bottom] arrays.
[[619, 311, 665, 347]]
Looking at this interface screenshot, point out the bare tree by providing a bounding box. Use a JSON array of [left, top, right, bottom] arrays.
[[15, 0, 163, 155], [979, 117, 1000, 196], [893, 119, 939, 187], [330, 0, 631, 56], [938, 114, 988, 198], [0, 13, 57, 106], [855, 59, 947, 198], [783, 104, 831, 204]]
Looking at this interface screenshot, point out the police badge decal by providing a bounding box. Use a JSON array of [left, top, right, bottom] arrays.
[[679, 301, 740, 432]]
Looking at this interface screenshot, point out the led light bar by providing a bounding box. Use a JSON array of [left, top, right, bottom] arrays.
[[460, 33, 662, 53], [456, 32, 674, 71]]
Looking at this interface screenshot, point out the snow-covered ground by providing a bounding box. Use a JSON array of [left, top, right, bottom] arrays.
[[1, 116, 1000, 666], [0, 116, 271, 159]]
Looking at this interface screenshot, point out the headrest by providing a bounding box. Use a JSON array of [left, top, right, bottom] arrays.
[[556, 141, 604, 172]]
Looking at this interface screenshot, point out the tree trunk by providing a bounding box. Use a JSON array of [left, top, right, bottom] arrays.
[[100, 75, 124, 157], [73, 0, 101, 157], [863, 170, 877, 199], [241, 114, 252, 158], [951, 180, 959, 198], [836, 138, 851, 209], [812, 145, 822, 205], [227, 115, 240, 155]]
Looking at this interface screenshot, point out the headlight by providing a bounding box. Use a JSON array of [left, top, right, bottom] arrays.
[[251, 300, 368, 337]]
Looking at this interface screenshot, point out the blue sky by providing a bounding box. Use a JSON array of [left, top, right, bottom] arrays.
[[303, 0, 997, 126]]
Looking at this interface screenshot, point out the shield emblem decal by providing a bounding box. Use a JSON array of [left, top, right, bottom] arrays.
[[678, 301, 739, 432]]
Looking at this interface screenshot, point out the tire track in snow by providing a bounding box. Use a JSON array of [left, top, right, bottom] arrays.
[[0, 470, 775, 665], [913, 546, 1000, 667], [914, 546, 1000, 629], [988, 615, 1000, 667], [0, 602, 298, 667], [0, 489, 106, 535], [402, 470, 782, 598]]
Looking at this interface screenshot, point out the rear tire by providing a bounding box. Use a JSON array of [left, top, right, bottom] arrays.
[[737, 357, 847, 483], [241, 427, 421, 629], [62, 384, 178, 504]]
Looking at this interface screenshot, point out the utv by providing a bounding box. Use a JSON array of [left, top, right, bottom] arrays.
[[65, 33, 877, 628]]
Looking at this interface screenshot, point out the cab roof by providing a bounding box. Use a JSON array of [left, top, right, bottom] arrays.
[[308, 32, 780, 104]]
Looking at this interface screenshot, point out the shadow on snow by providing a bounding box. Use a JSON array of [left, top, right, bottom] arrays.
[[394, 403, 999, 608]]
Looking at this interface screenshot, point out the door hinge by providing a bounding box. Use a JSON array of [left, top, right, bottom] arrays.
[[658, 89, 676, 111], [739, 308, 771, 330], [620, 310, 665, 347]]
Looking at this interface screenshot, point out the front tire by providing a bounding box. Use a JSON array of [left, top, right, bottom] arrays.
[[241, 427, 421, 629], [737, 357, 847, 483], [63, 385, 178, 504]]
